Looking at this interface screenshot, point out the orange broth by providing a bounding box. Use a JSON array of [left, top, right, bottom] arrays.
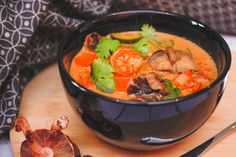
[[70, 32, 217, 100]]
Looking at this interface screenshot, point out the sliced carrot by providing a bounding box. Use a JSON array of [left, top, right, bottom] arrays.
[[74, 51, 98, 67], [172, 70, 193, 87], [181, 89, 193, 96], [181, 82, 202, 96], [114, 75, 131, 92], [77, 66, 94, 88], [191, 81, 202, 92], [172, 70, 203, 95], [70, 64, 94, 88]]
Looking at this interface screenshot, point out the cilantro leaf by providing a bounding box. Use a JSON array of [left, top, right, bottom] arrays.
[[134, 38, 149, 56], [95, 37, 120, 58], [164, 80, 181, 100], [92, 76, 115, 93], [92, 58, 114, 76], [140, 24, 163, 44], [91, 58, 116, 93]]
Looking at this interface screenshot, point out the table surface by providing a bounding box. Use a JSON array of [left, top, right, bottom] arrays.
[[2, 35, 236, 157], [9, 55, 236, 157]]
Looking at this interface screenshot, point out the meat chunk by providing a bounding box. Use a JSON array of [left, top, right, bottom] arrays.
[[84, 32, 102, 51], [148, 50, 173, 72], [145, 72, 164, 90], [174, 50, 198, 73], [166, 47, 177, 63]]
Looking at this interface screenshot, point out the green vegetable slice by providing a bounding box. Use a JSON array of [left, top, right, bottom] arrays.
[[111, 32, 142, 44], [164, 80, 181, 100], [91, 58, 116, 93], [95, 37, 120, 58]]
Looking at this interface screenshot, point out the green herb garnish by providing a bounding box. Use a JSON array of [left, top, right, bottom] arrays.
[[95, 37, 120, 58], [91, 58, 116, 93], [134, 38, 149, 56], [164, 80, 181, 100], [140, 24, 162, 44]]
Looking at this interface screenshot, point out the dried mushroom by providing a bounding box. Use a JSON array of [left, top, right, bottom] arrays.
[[15, 116, 80, 157]]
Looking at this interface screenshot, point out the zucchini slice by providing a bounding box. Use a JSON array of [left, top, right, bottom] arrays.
[[111, 32, 142, 44]]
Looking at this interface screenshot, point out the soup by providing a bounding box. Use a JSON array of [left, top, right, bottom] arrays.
[[69, 24, 217, 101]]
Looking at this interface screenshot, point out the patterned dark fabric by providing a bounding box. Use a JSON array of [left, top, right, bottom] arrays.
[[111, 0, 186, 14], [0, 0, 111, 134], [187, 0, 236, 35], [0, 0, 236, 134], [112, 0, 236, 35]]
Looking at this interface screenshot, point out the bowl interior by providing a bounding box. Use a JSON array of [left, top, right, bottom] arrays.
[[59, 10, 231, 104]]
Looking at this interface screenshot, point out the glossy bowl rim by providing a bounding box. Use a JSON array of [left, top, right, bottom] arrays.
[[58, 9, 231, 106]]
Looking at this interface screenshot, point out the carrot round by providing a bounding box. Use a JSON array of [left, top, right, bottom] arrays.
[[74, 51, 98, 67], [114, 75, 131, 92]]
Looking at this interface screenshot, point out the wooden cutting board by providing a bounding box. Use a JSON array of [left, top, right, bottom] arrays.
[[10, 55, 236, 157]]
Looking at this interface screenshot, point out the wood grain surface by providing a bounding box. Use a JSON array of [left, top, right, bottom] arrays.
[[10, 55, 236, 157]]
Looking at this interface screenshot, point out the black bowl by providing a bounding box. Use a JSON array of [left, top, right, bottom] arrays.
[[58, 10, 231, 150]]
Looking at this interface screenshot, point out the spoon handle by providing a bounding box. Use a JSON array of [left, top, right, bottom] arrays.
[[181, 122, 236, 157]]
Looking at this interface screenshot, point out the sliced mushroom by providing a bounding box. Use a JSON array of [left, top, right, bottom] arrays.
[[145, 72, 164, 91], [129, 93, 163, 102], [84, 32, 102, 51], [15, 116, 80, 157], [127, 73, 169, 101], [127, 76, 153, 95], [148, 48, 198, 74], [148, 50, 173, 72], [174, 50, 198, 73]]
